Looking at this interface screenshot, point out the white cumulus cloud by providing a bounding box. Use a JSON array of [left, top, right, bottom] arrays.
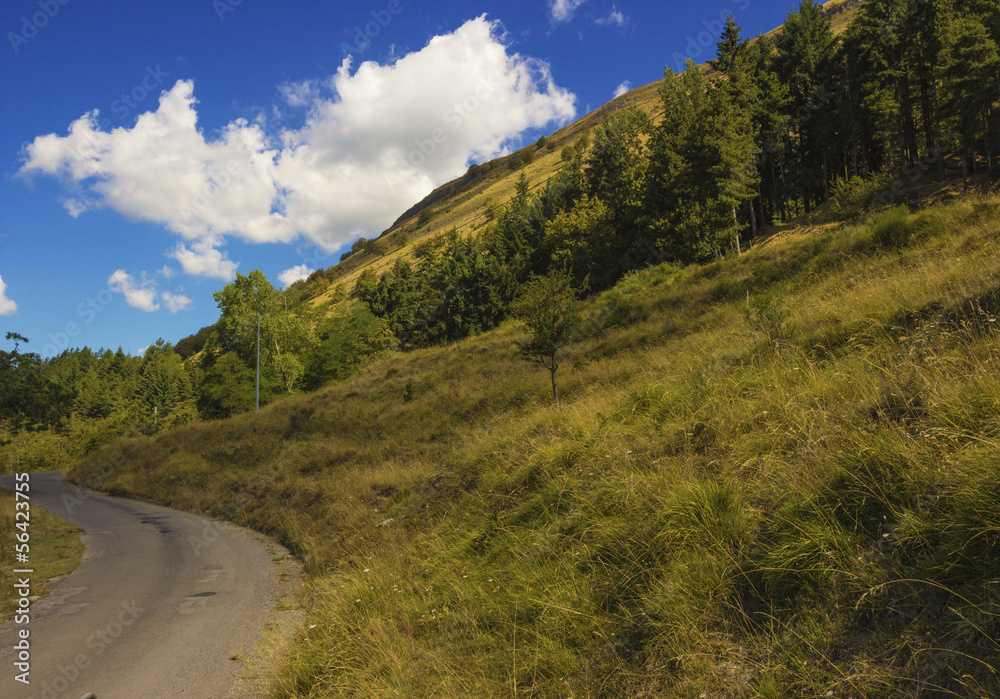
[[19, 16, 576, 278], [278, 264, 315, 288], [0, 275, 17, 316], [108, 270, 160, 312], [613, 81, 632, 98], [550, 0, 589, 23], [161, 291, 192, 314]]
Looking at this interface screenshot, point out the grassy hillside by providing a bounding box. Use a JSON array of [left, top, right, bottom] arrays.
[[71, 190, 1000, 696]]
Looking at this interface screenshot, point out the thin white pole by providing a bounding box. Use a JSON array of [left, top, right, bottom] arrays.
[[256, 312, 260, 413]]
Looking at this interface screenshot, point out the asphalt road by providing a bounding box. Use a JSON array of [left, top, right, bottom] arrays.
[[0, 472, 296, 699]]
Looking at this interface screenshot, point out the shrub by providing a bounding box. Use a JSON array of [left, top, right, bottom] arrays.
[[871, 207, 917, 249], [417, 208, 435, 228], [830, 172, 893, 221], [364, 239, 388, 256]]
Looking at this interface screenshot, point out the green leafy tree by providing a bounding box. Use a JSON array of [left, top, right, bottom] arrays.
[[303, 304, 398, 390], [358, 258, 435, 347], [212, 270, 316, 393], [514, 269, 581, 406], [645, 61, 758, 261], [774, 0, 838, 209], [174, 325, 215, 360], [710, 13, 748, 75], [0, 333, 65, 429], [711, 74, 762, 252]]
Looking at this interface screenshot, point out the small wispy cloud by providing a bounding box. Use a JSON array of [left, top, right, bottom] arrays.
[[550, 0, 588, 23], [279, 80, 319, 107], [597, 7, 627, 27], [613, 81, 632, 98]]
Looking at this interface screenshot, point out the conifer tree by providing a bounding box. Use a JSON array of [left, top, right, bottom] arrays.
[[942, 13, 1000, 173], [585, 107, 649, 235], [775, 0, 838, 210]]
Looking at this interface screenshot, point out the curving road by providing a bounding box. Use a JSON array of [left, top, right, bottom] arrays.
[[0, 472, 298, 699]]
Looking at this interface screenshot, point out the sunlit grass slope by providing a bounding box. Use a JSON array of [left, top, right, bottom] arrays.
[[73, 192, 1000, 697]]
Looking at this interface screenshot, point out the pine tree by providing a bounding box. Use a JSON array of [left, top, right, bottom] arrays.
[[644, 60, 758, 261], [711, 14, 748, 75], [774, 0, 838, 210], [585, 107, 649, 235], [942, 13, 1000, 174]]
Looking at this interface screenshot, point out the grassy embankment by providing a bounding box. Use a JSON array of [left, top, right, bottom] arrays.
[[1, 488, 84, 619], [72, 192, 1000, 697]]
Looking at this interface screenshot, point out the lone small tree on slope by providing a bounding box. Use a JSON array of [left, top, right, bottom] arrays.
[[514, 269, 580, 406]]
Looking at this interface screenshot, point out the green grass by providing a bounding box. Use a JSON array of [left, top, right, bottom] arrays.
[[0, 487, 84, 619], [71, 192, 1000, 697]]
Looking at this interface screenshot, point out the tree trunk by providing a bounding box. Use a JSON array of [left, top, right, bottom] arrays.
[[987, 105, 995, 171], [271, 337, 293, 394], [822, 155, 829, 202], [550, 366, 559, 406], [733, 207, 742, 255], [780, 159, 790, 220], [932, 66, 944, 180], [900, 70, 919, 164], [770, 157, 781, 222]]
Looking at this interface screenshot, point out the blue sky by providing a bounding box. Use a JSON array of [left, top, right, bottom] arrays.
[[1, 0, 795, 358]]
